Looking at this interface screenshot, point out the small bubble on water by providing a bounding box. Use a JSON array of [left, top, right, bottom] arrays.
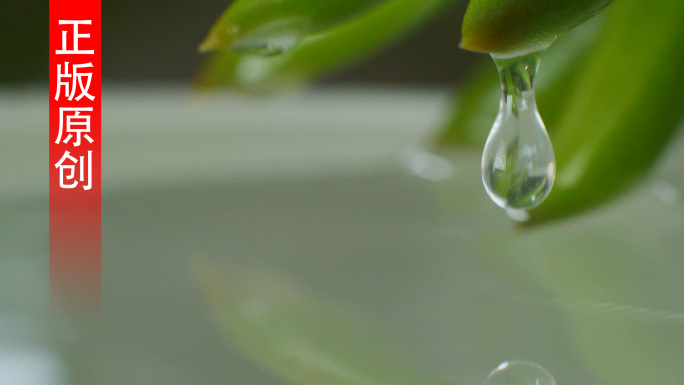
[[484, 361, 556, 385]]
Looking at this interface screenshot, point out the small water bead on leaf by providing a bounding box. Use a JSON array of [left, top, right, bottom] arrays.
[[200, 0, 398, 56], [484, 361, 556, 385], [482, 51, 556, 211], [231, 33, 302, 57], [225, 18, 306, 57], [199, 16, 307, 56]]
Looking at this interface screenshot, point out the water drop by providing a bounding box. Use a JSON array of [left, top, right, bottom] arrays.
[[231, 33, 301, 57], [229, 19, 305, 57], [482, 51, 555, 210], [485, 361, 556, 385]]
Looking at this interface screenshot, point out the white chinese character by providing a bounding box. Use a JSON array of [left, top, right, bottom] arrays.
[[56, 107, 95, 146], [54, 151, 92, 190], [55, 62, 94, 101], [54, 151, 78, 188], [55, 63, 71, 100], [56, 20, 94, 55]]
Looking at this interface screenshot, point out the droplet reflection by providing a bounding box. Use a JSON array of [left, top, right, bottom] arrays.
[[484, 361, 556, 385], [401, 147, 455, 182]]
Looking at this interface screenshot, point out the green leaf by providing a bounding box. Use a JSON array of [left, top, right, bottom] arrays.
[[196, 0, 456, 91], [527, 0, 684, 225], [199, 0, 390, 53], [460, 0, 612, 55], [434, 14, 603, 149], [196, 264, 456, 385]]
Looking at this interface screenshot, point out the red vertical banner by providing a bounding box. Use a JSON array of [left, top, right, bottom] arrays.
[[49, 0, 101, 313]]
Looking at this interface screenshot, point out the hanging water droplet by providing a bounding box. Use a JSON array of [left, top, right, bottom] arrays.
[[482, 51, 555, 210], [484, 361, 556, 385]]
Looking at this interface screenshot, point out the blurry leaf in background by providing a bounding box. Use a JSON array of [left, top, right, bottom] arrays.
[[460, 0, 612, 55], [199, 0, 392, 53], [195, 0, 458, 92], [434, 14, 604, 149], [527, 0, 684, 225], [196, 264, 453, 385]]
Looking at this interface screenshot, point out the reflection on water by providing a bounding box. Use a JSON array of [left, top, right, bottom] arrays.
[[2, 135, 684, 384], [0, 346, 67, 385], [400, 147, 455, 182], [197, 265, 454, 385], [484, 361, 556, 385], [0, 311, 67, 385], [516, 295, 684, 324], [650, 180, 679, 206]]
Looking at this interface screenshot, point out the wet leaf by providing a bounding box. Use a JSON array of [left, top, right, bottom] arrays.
[[460, 0, 612, 55], [196, 0, 456, 91]]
